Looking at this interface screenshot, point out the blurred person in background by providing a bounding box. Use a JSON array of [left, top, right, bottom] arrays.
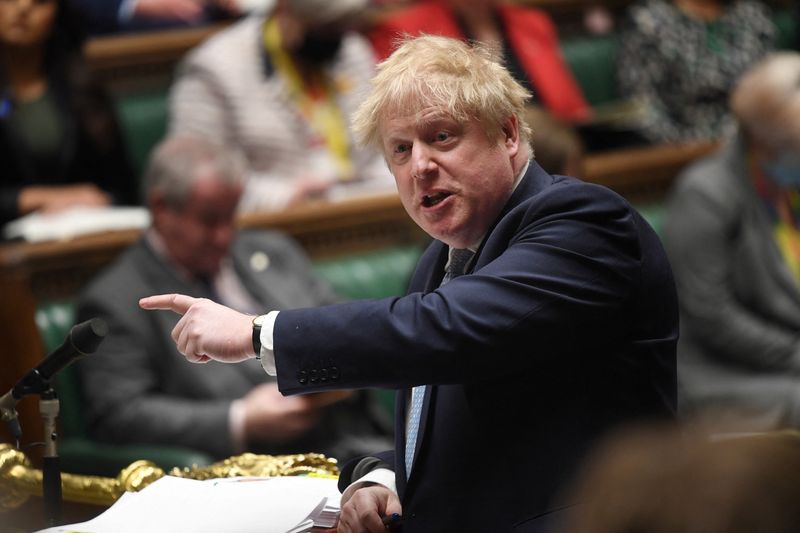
[[66, 0, 268, 35], [662, 52, 800, 433], [0, 0, 137, 229], [76, 134, 393, 461], [524, 104, 585, 178], [366, 0, 592, 125], [617, 0, 775, 144], [558, 422, 800, 533], [167, 0, 395, 213]]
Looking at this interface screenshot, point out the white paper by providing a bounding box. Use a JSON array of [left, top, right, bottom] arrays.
[[35, 475, 341, 533], [3, 206, 150, 242]]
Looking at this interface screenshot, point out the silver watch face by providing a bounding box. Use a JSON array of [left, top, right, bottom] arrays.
[[253, 314, 267, 327]]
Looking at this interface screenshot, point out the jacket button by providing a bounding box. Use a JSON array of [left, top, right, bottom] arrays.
[[330, 367, 340, 381], [297, 370, 308, 384], [320, 368, 329, 382], [310, 369, 319, 383]]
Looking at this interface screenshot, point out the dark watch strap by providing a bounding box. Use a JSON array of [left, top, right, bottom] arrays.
[[252, 316, 263, 359]]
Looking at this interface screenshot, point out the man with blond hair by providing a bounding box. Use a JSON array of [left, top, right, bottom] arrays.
[[142, 36, 678, 532]]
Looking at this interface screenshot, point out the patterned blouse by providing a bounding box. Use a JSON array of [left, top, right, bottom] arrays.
[[617, 0, 776, 143]]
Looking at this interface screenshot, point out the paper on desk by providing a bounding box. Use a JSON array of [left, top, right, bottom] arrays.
[[35, 475, 341, 533], [2, 206, 150, 242]]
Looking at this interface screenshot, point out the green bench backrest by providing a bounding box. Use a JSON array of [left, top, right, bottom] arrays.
[[562, 34, 619, 107], [113, 88, 169, 182], [35, 300, 85, 439]]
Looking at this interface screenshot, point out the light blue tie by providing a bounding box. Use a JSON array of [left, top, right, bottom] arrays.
[[405, 248, 474, 477]]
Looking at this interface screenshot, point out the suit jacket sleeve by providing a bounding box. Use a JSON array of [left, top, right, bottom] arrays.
[[337, 451, 394, 492], [271, 178, 663, 393]]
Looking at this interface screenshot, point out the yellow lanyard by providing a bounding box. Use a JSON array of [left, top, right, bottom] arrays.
[[773, 192, 800, 281], [262, 17, 354, 180], [750, 152, 800, 281]]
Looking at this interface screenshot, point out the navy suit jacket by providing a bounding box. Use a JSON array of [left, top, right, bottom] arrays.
[[273, 162, 678, 532], [66, 0, 226, 34]]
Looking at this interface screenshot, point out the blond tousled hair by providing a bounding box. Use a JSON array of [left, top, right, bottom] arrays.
[[352, 34, 533, 151]]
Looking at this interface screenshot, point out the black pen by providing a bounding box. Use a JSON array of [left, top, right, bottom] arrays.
[[382, 512, 404, 529]]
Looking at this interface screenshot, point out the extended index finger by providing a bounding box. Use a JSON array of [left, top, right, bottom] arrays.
[[139, 293, 199, 315]]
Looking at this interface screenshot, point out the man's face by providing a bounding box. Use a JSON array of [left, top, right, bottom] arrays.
[[381, 107, 519, 248], [154, 177, 242, 278]]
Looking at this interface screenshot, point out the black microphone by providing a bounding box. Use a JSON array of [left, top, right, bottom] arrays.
[[27, 318, 108, 385], [0, 318, 108, 442]]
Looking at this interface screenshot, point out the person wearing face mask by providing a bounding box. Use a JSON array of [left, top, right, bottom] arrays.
[[663, 52, 800, 433], [167, 0, 395, 213]]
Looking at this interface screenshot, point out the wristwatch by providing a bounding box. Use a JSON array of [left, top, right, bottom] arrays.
[[252, 314, 267, 359]]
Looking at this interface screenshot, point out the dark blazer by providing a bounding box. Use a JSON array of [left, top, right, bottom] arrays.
[[65, 0, 123, 33], [273, 162, 678, 531], [66, 0, 232, 34], [76, 229, 393, 460]]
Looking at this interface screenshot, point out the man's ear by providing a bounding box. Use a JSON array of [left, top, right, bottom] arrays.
[[502, 115, 520, 156]]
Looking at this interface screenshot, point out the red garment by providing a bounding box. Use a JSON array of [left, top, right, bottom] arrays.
[[368, 1, 591, 122]]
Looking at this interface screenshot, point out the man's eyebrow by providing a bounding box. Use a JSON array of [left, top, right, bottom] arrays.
[[383, 133, 407, 145], [415, 114, 454, 129]]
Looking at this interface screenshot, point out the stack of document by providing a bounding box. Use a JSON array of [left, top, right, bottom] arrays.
[[3, 206, 150, 242], [36, 475, 341, 533], [286, 488, 340, 532]]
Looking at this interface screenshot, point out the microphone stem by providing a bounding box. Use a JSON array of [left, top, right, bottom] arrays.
[[40, 388, 62, 526]]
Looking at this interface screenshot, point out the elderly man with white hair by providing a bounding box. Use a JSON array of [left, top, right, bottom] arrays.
[[663, 52, 800, 433], [168, 0, 395, 212]]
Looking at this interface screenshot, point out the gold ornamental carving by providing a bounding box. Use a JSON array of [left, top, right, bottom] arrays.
[[0, 444, 338, 511]]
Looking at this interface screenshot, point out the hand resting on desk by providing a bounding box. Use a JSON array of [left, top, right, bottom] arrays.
[[339, 484, 403, 533]]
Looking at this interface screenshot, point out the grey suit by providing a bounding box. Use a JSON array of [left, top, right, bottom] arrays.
[[663, 133, 800, 429], [76, 229, 392, 460]]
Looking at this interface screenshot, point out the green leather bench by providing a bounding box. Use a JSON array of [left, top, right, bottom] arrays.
[[36, 243, 422, 476]]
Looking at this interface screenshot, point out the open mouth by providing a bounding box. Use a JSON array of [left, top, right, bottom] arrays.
[[421, 192, 451, 208]]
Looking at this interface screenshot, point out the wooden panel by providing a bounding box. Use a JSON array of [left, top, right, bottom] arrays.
[[239, 193, 426, 259], [583, 140, 719, 202], [83, 23, 229, 90], [0, 272, 45, 463]]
